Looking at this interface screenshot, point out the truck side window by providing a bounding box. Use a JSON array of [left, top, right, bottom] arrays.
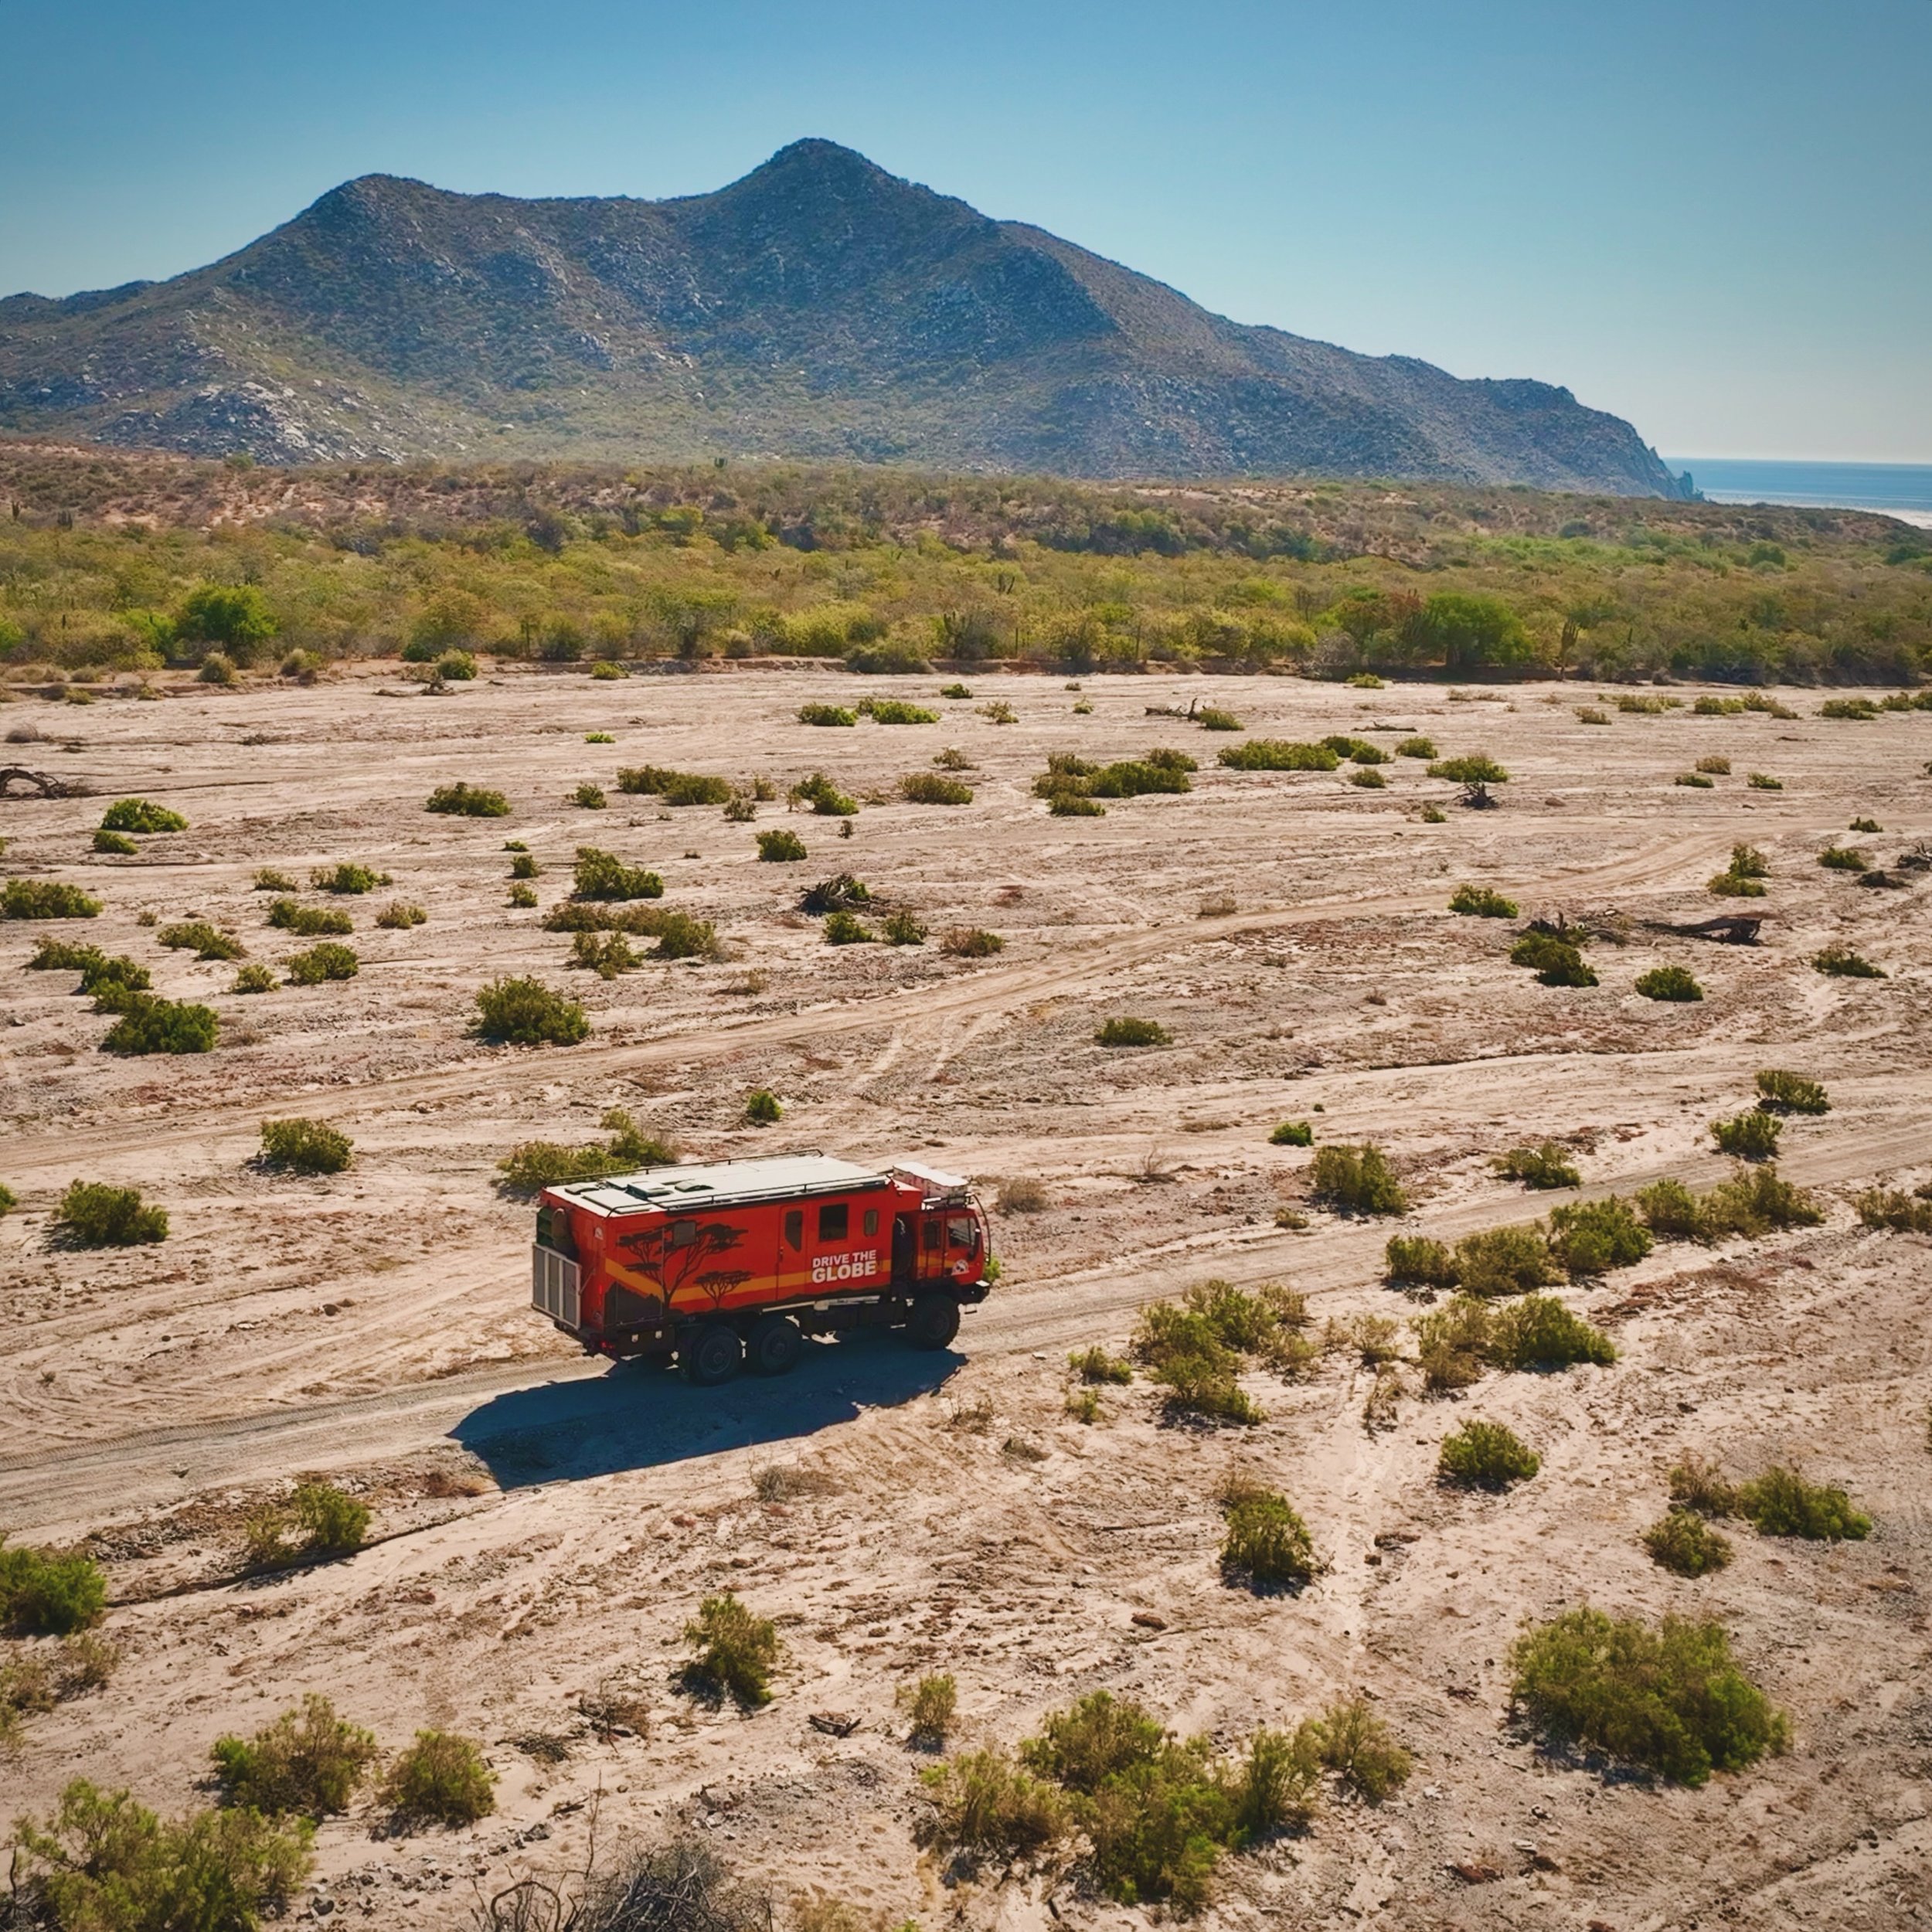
[[783, 1210, 803, 1250], [948, 1216, 978, 1250], [862, 1207, 879, 1237], [669, 1219, 697, 1249], [923, 1219, 942, 1253], [818, 1203, 849, 1243]]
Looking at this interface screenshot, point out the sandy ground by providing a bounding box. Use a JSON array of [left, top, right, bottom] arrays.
[[2, 665, 1930, 1930]]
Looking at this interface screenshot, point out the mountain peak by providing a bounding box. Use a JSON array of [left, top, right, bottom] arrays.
[[0, 148, 1689, 495]]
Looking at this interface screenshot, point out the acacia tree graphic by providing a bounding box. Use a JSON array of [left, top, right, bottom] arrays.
[[614, 1220, 750, 1315]]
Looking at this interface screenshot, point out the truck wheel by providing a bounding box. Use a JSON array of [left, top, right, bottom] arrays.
[[747, 1314, 802, 1376], [907, 1293, 961, 1351], [683, 1323, 743, 1386]]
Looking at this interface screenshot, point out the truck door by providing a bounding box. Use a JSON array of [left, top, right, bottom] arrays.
[[892, 1213, 915, 1287], [920, 1214, 945, 1282]]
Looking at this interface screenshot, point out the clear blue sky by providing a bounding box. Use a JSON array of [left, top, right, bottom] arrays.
[[3, 0, 1927, 461]]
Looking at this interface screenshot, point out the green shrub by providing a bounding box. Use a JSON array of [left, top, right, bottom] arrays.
[[1196, 706, 1242, 731], [1411, 1295, 1491, 1391], [1509, 1609, 1787, 1784], [1675, 771, 1714, 789], [3, 879, 102, 919], [285, 942, 359, 986], [1385, 1234, 1459, 1289], [757, 828, 807, 862], [509, 852, 539, 879], [199, 651, 238, 684], [1450, 883, 1518, 917], [1700, 1163, 1821, 1236], [1218, 1484, 1319, 1590], [683, 1591, 779, 1707], [158, 920, 246, 961], [1322, 734, 1386, 764], [901, 1672, 958, 1747], [232, 963, 277, 994], [882, 908, 927, 945], [0, 1184, 13, 1217], [473, 976, 589, 1046], [102, 993, 219, 1053], [1420, 804, 1447, 822], [434, 649, 475, 681], [100, 798, 187, 834], [1696, 756, 1732, 775], [1396, 736, 1437, 758], [1069, 1346, 1134, 1385], [822, 910, 874, 944], [1308, 1144, 1406, 1215], [1755, 1069, 1828, 1114], [900, 772, 974, 804], [1451, 1223, 1557, 1295], [0, 1540, 107, 1635], [1495, 1141, 1579, 1189], [1097, 1016, 1168, 1046], [1268, 1119, 1312, 1147], [1349, 766, 1386, 788], [1307, 1695, 1413, 1801], [863, 698, 940, 724], [498, 1113, 675, 1190], [1643, 1512, 1733, 1577], [12, 1781, 314, 1929], [942, 927, 1005, 957], [745, 1089, 782, 1125], [1510, 931, 1597, 986], [1849, 815, 1882, 833], [1636, 965, 1703, 1002], [1427, 752, 1510, 803], [614, 765, 675, 795], [917, 1749, 1073, 1862], [1855, 1187, 1932, 1233], [939, 682, 972, 699], [570, 930, 642, 978], [53, 1179, 167, 1247], [260, 1119, 352, 1175], [311, 862, 387, 895], [380, 1730, 496, 1826], [1819, 697, 1879, 719], [661, 773, 734, 807], [571, 846, 663, 900], [244, 1481, 370, 1570], [425, 781, 510, 816], [28, 939, 149, 996], [1747, 771, 1783, 790], [1485, 1294, 1617, 1369], [265, 899, 353, 936], [1711, 1111, 1780, 1160], [1818, 844, 1871, 872], [1707, 869, 1766, 897], [800, 872, 870, 912], [508, 883, 538, 908], [590, 659, 627, 680], [212, 1696, 379, 1818], [573, 781, 607, 809], [1049, 791, 1106, 816], [799, 702, 857, 726], [1439, 1419, 1539, 1486], [375, 900, 427, 929], [1734, 1467, 1872, 1540], [92, 828, 138, 855], [1546, 1196, 1652, 1275], [1812, 944, 1883, 978]]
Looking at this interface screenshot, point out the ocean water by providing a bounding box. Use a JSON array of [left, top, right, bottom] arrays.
[[1668, 457, 1932, 528]]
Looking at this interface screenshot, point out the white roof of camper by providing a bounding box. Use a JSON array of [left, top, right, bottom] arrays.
[[559, 1154, 891, 1215]]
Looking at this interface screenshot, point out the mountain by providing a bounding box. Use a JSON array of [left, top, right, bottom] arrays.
[[0, 140, 1689, 495]]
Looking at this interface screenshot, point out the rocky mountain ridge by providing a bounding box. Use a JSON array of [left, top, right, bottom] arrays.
[[0, 140, 1690, 495]]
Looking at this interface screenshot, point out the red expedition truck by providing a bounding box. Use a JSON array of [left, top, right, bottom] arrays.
[[531, 1153, 994, 1383]]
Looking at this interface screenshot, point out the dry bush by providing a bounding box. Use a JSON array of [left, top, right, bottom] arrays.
[[1385, 1234, 1458, 1290], [1068, 1345, 1133, 1385], [941, 927, 1003, 957], [1545, 1196, 1652, 1275], [52, 1180, 168, 1249], [1857, 1188, 1932, 1233], [1218, 1482, 1320, 1590], [1485, 1294, 1616, 1369], [996, 1176, 1049, 1213], [1412, 1296, 1492, 1393], [1735, 1467, 1872, 1540], [0, 1541, 107, 1636], [243, 1481, 369, 1569], [1711, 1111, 1781, 1160], [1308, 1144, 1406, 1216], [1754, 1069, 1829, 1114], [1451, 1223, 1558, 1296], [900, 1673, 957, 1747], [1308, 1696, 1413, 1801], [259, 1118, 352, 1175]]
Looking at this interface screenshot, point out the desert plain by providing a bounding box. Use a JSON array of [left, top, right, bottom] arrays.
[[1, 663, 1929, 1931]]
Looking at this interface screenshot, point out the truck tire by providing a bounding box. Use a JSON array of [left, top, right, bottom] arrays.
[[683, 1323, 743, 1386], [907, 1292, 961, 1351], [747, 1314, 803, 1376]]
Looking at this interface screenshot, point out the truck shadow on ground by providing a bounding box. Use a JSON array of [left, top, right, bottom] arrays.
[[451, 1333, 962, 1489]]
